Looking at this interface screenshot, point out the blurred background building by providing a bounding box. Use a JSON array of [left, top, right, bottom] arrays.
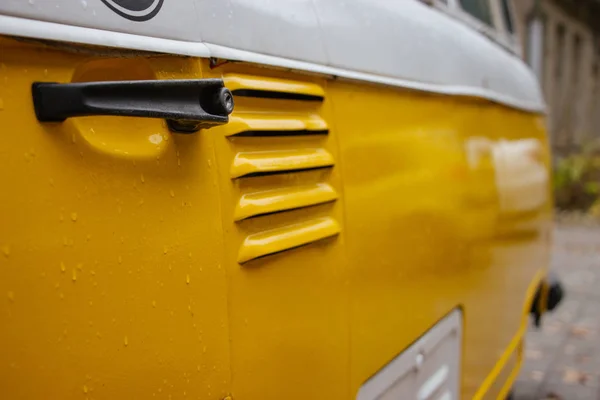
[[514, 0, 600, 156]]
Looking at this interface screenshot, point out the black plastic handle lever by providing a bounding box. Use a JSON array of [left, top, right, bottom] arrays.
[[32, 79, 234, 132]]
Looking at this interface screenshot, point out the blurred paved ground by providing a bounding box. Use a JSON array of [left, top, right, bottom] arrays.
[[514, 222, 600, 400]]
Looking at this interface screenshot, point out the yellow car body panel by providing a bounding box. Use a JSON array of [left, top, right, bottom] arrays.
[[0, 40, 232, 399], [0, 38, 552, 399]]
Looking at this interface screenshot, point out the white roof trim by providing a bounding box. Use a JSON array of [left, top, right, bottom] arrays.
[[0, 14, 210, 58], [0, 13, 545, 114], [206, 43, 545, 113]]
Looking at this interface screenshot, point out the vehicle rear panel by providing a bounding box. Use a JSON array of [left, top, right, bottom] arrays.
[[324, 80, 551, 398], [0, 37, 552, 400]]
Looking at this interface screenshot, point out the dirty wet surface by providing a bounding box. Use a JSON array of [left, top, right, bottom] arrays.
[[514, 223, 600, 400]]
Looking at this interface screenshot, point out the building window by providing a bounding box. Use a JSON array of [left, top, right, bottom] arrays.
[[553, 24, 567, 147], [572, 35, 582, 90], [526, 16, 544, 80], [555, 24, 566, 82], [592, 61, 600, 137], [458, 0, 493, 26], [569, 34, 582, 146], [500, 0, 514, 33]]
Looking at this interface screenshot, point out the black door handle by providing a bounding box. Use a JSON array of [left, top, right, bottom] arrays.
[[32, 79, 234, 132]]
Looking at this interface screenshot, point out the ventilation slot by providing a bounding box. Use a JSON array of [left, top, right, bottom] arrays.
[[237, 217, 340, 263], [224, 74, 325, 101], [231, 148, 334, 179], [232, 90, 323, 101], [227, 116, 328, 137], [225, 74, 340, 263], [234, 183, 338, 221]]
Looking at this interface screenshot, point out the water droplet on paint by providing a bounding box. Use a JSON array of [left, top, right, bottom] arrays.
[[124, 336, 128, 346], [60, 262, 66, 273], [71, 212, 77, 222], [415, 352, 424, 369], [2, 245, 10, 257], [186, 275, 190, 284], [149, 133, 163, 145]]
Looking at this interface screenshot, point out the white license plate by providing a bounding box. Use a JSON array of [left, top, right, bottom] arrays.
[[356, 309, 462, 400]]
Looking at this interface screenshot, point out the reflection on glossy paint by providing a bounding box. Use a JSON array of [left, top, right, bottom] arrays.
[[464, 137, 549, 214], [492, 139, 548, 213], [74, 117, 170, 159]]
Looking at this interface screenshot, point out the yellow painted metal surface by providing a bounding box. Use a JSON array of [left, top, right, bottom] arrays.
[[325, 80, 552, 399], [475, 268, 544, 400], [207, 64, 350, 400], [226, 114, 328, 136], [0, 37, 552, 400], [230, 148, 335, 179], [234, 183, 338, 221], [237, 216, 341, 263], [223, 73, 326, 98], [0, 39, 231, 400]]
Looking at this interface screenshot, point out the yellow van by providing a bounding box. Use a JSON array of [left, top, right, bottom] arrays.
[[0, 0, 560, 399]]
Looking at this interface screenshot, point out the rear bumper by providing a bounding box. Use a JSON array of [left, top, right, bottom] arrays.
[[530, 271, 565, 326], [473, 269, 562, 399]]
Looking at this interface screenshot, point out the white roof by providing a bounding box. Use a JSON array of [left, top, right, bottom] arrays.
[[0, 0, 545, 113]]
